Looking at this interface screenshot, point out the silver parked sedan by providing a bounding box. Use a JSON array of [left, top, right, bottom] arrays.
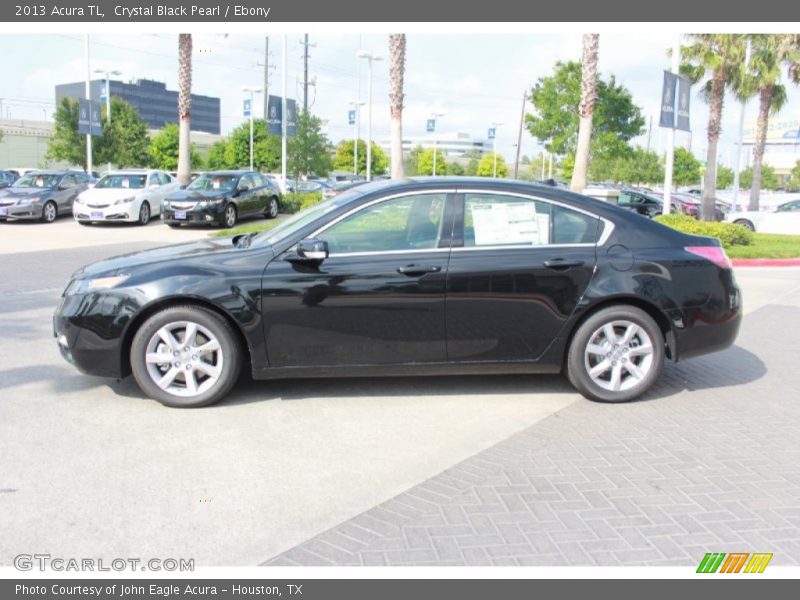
[[0, 170, 91, 223]]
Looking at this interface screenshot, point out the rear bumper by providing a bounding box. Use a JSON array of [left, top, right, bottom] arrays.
[[672, 283, 742, 361]]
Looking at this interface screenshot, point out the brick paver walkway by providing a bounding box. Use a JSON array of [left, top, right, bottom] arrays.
[[265, 300, 800, 566]]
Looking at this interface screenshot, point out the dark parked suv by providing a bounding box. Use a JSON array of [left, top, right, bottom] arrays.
[[0, 170, 90, 222], [161, 170, 282, 228]]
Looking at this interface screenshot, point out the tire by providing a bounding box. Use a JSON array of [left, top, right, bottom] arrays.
[[222, 204, 237, 228], [138, 201, 151, 226], [265, 196, 279, 219], [130, 305, 243, 408], [167, 223, 181, 229], [42, 200, 58, 223], [566, 305, 664, 403], [734, 219, 755, 232]]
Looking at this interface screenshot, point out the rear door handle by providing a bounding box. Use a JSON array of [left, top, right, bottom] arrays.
[[397, 264, 442, 276], [544, 258, 585, 270]]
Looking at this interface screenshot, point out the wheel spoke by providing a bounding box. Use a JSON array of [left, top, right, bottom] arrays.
[[157, 327, 180, 349], [589, 359, 612, 378], [609, 363, 623, 391], [183, 323, 198, 347], [586, 343, 608, 356], [624, 360, 646, 380], [603, 324, 617, 344], [628, 343, 653, 357], [620, 323, 640, 345], [145, 352, 173, 364], [156, 367, 179, 390], [184, 370, 198, 395], [195, 361, 221, 378], [197, 340, 220, 353]]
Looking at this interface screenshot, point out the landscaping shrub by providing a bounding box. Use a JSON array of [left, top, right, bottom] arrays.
[[280, 192, 323, 214], [654, 213, 753, 247]]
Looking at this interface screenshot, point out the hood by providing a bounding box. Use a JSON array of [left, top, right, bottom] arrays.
[[75, 236, 249, 278], [78, 187, 143, 204], [166, 189, 230, 202], [4, 187, 56, 198]]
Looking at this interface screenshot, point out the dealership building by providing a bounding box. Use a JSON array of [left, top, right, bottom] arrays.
[[55, 78, 221, 135], [379, 131, 490, 160], [742, 117, 800, 183]]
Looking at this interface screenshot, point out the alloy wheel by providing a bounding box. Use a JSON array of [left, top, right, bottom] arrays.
[[583, 320, 655, 392]]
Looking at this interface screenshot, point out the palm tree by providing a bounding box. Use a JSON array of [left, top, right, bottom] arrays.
[[177, 34, 192, 187], [389, 34, 406, 179], [681, 35, 747, 221], [570, 34, 599, 193], [741, 34, 800, 211]]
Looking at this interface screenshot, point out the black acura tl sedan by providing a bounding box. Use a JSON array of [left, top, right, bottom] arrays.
[[54, 177, 742, 408], [161, 170, 282, 228]]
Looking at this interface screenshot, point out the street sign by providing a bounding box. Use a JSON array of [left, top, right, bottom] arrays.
[[267, 95, 281, 134], [427, 119, 436, 133], [659, 70, 678, 128], [676, 76, 691, 132], [348, 109, 356, 125], [243, 98, 252, 118], [100, 81, 107, 102], [488, 127, 496, 140], [78, 98, 102, 136]]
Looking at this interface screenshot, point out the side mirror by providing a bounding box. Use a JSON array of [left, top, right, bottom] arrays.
[[295, 239, 329, 261]]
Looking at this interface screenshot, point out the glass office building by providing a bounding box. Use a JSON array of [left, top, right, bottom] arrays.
[[55, 78, 220, 135]]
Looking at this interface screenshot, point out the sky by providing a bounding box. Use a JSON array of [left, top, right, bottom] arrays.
[[0, 32, 797, 168]]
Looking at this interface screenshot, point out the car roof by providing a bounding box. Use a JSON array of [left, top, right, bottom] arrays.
[[200, 170, 249, 176], [20, 170, 71, 176]]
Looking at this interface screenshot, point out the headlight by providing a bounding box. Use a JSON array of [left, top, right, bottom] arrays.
[[64, 274, 130, 296], [18, 196, 40, 206], [113, 196, 136, 206]]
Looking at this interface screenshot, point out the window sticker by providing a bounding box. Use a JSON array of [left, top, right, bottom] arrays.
[[471, 201, 540, 246], [212, 178, 222, 190], [121, 178, 130, 189]]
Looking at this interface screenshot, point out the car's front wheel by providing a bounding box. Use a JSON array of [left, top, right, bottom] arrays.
[[265, 196, 279, 219], [130, 306, 242, 407], [42, 200, 58, 223], [222, 204, 237, 228], [138, 201, 151, 226], [734, 218, 755, 232], [566, 305, 664, 403]]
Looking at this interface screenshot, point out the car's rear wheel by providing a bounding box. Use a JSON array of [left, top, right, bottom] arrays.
[[130, 306, 242, 408], [42, 200, 58, 223], [222, 204, 237, 228], [138, 201, 151, 226], [734, 218, 755, 232], [265, 196, 279, 219], [566, 305, 664, 403]]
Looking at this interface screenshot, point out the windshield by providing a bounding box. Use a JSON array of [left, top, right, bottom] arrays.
[[187, 174, 238, 192], [13, 173, 61, 188], [256, 190, 364, 246], [95, 174, 147, 189]]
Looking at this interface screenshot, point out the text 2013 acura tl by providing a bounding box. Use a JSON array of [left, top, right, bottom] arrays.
[[54, 178, 741, 408]]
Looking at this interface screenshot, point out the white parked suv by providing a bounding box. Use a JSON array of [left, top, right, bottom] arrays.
[[73, 169, 180, 225]]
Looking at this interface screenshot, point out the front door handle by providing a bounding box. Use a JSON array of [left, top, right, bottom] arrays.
[[544, 258, 585, 270], [397, 264, 442, 276]]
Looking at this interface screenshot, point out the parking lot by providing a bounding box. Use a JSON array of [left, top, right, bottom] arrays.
[[1, 222, 799, 566]]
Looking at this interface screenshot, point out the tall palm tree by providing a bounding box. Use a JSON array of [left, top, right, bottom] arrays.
[[177, 34, 192, 187], [570, 34, 599, 193], [741, 34, 800, 210], [389, 34, 406, 179], [681, 34, 747, 221]]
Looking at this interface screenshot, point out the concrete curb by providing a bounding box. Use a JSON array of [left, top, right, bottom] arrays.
[[732, 258, 800, 267]]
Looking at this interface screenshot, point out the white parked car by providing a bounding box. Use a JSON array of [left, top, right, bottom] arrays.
[[726, 199, 800, 235], [73, 169, 180, 225]]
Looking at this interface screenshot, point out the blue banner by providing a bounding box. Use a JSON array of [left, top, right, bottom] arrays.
[[676, 76, 691, 132], [348, 109, 356, 125], [427, 119, 436, 133], [243, 98, 251, 118], [78, 98, 102, 136], [659, 70, 678, 128], [488, 127, 495, 140]]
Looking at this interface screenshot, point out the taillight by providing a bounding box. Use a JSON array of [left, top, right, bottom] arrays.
[[685, 245, 732, 269]]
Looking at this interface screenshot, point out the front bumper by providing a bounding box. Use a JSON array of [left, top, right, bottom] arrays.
[[73, 202, 138, 222], [162, 203, 226, 225], [0, 203, 44, 220]]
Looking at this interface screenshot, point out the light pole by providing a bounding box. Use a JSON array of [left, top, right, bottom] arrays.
[[491, 122, 503, 178], [84, 34, 92, 175], [662, 36, 681, 215], [93, 68, 122, 126], [732, 40, 752, 213], [430, 112, 444, 176], [242, 87, 263, 171], [349, 100, 365, 176], [357, 50, 382, 181]]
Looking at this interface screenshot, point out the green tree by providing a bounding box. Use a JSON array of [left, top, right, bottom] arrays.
[[332, 139, 388, 176], [681, 34, 748, 219], [205, 139, 231, 170], [416, 148, 447, 176], [476, 153, 509, 178], [94, 97, 151, 168], [672, 147, 702, 187], [447, 162, 465, 176], [288, 111, 333, 179], [738, 34, 800, 210], [739, 164, 779, 190], [226, 119, 281, 171], [525, 60, 644, 166], [716, 164, 734, 189], [149, 122, 202, 171], [46, 97, 86, 167], [465, 157, 479, 176], [788, 160, 800, 191], [404, 144, 425, 175]]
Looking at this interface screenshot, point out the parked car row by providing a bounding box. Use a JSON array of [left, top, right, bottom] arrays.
[[726, 199, 800, 234], [0, 169, 283, 228]]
